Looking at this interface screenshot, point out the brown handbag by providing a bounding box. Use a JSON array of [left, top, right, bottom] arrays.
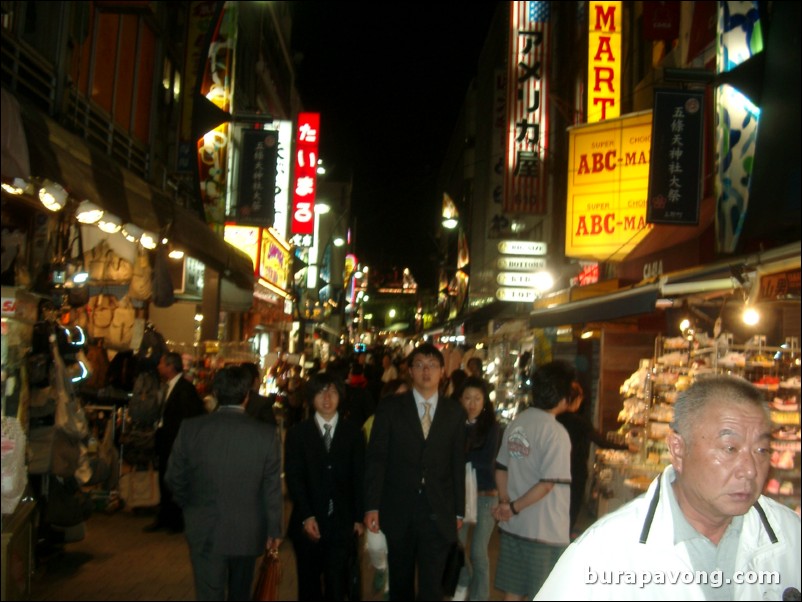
[[252, 548, 281, 601]]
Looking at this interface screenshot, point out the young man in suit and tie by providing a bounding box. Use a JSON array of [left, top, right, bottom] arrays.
[[284, 372, 365, 601], [146, 351, 205, 533], [165, 365, 283, 601], [364, 343, 467, 600]]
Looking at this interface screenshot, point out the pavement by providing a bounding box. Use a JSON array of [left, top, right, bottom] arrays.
[[27, 495, 516, 601]]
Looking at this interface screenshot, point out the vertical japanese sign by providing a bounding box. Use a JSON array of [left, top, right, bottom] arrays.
[[647, 89, 704, 225], [237, 129, 278, 225], [587, 1, 622, 123], [272, 120, 293, 240], [291, 113, 320, 235], [504, 1, 549, 215]]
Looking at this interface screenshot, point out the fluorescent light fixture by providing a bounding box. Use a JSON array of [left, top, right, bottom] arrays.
[[39, 180, 68, 211], [75, 200, 104, 224], [315, 202, 331, 215], [140, 231, 158, 249], [121, 223, 143, 243], [333, 236, 345, 247], [168, 249, 185, 260], [97, 214, 122, 233]]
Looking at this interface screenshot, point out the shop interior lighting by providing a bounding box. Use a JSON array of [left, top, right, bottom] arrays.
[[168, 248, 185, 260], [1, 177, 30, 195], [71, 271, 89, 285], [97, 214, 122, 233], [121, 223, 143, 243], [140, 231, 158, 250], [742, 306, 760, 326], [38, 180, 68, 212], [75, 200, 104, 224]]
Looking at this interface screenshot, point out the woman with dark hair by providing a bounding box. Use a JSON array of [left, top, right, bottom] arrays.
[[284, 372, 365, 601], [453, 376, 500, 601]]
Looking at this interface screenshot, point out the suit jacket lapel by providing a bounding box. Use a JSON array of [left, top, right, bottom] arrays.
[[400, 391, 425, 439]]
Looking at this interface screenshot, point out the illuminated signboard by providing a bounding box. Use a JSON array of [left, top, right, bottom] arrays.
[[291, 113, 320, 235], [272, 120, 293, 240], [588, 1, 622, 123], [565, 112, 653, 261], [259, 228, 290, 289], [504, 1, 550, 214], [224, 225, 260, 273], [224, 225, 290, 289], [497, 240, 547, 256]]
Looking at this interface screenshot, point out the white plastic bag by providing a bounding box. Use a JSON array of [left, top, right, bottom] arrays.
[[464, 462, 478, 524], [2, 416, 28, 514]]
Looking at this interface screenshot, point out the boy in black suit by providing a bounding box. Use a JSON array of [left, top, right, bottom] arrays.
[[364, 343, 467, 600], [284, 372, 365, 601]]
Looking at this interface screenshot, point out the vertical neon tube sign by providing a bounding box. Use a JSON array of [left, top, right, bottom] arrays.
[[291, 113, 320, 235]]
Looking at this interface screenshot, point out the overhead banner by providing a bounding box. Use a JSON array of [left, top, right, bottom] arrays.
[[504, 1, 550, 215], [236, 129, 278, 225], [565, 111, 653, 261], [647, 89, 704, 225]]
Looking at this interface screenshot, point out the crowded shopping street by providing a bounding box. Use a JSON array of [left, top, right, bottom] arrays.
[[2, 1, 801, 601]]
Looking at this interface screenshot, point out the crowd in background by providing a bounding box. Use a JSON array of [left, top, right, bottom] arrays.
[[142, 342, 800, 602]]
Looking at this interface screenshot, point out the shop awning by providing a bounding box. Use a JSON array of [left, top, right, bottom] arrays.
[[529, 283, 662, 328], [19, 105, 255, 291], [528, 241, 801, 328]]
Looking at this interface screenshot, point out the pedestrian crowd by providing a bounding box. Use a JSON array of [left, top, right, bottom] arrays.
[[146, 343, 801, 601]]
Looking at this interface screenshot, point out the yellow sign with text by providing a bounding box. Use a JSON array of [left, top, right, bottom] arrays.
[[588, 1, 622, 123], [565, 111, 653, 261]]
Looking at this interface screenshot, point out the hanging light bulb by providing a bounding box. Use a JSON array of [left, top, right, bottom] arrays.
[[121, 223, 143, 243], [38, 180, 68, 211], [75, 200, 104, 224], [140, 231, 158, 250], [742, 306, 760, 326], [97, 214, 122, 233], [1, 177, 30, 195]]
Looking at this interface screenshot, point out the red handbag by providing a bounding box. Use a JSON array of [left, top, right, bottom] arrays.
[[252, 547, 281, 601]]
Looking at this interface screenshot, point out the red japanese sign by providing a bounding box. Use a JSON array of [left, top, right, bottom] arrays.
[[291, 113, 320, 235]]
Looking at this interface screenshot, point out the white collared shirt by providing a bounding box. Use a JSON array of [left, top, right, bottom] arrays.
[[314, 412, 339, 437], [164, 372, 182, 402], [412, 388, 438, 419]]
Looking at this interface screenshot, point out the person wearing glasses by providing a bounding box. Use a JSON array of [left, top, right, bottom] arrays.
[[364, 343, 467, 600]]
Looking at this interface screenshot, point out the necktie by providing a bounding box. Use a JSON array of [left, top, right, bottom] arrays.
[[421, 402, 432, 439], [323, 423, 332, 452], [323, 424, 334, 515]]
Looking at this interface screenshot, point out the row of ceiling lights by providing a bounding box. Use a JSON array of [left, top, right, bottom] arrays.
[[3, 176, 183, 256]]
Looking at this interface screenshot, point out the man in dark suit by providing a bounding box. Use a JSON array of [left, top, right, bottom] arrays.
[[285, 371, 365, 601], [145, 351, 205, 533], [364, 343, 467, 600], [165, 365, 283, 600]]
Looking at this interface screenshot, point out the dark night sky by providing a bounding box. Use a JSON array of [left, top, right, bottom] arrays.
[[291, 3, 499, 290]]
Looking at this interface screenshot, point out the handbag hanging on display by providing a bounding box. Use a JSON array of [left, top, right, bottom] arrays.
[[107, 295, 136, 350], [128, 245, 153, 300], [252, 547, 281, 601]]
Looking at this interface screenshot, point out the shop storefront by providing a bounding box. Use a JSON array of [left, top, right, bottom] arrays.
[[525, 242, 801, 518]]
